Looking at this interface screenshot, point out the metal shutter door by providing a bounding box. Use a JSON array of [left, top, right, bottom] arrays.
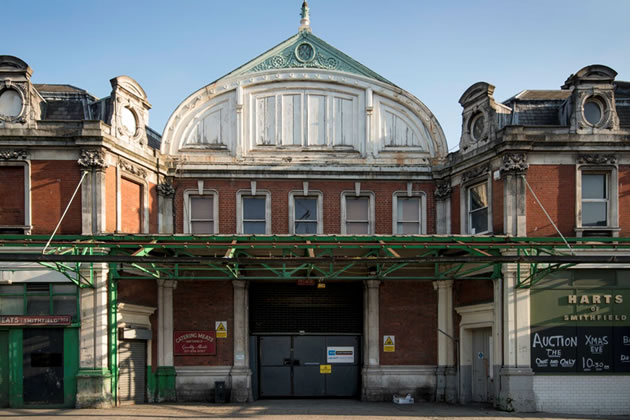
[[118, 340, 146, 404]]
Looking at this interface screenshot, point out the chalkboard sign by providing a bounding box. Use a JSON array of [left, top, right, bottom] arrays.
[[577, 326, 612, 372], [531, 326, 577, 372], [532, 325, 628, 373], [614, 326, 630, 372]]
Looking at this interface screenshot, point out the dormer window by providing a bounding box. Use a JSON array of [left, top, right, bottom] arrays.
[[0, 88, 23, 118], [583, 97, 604, 126], [470, 112, 485, 142], [121, 106, 137, 136]]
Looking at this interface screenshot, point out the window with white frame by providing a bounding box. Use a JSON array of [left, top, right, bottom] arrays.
[[581, 173, 608, 227], [184, 191, 219, 234], [237, 190, 271, 234], [467, 182, 489, 234], [393, 192, 426, 234], [341, 192, 374, 234], [289, 191, 323, 234]]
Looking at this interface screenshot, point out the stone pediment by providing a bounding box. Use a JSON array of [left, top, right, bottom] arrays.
[[220, 31, 394, 86]]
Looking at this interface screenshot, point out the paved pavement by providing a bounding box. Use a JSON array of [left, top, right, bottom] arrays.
[[0, 400, 628, 420]]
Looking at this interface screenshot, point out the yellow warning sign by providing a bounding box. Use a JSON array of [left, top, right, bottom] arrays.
[[383, 335, 395, 352], [320, 364, 332, 374], [215, 321, 228, 338]]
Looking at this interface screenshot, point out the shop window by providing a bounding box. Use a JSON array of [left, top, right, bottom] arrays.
[[0, 283, 78, 319], [393, 192, 426, 234], [467, 182, 489, 234], [184, 190, 219, 234], [289, 191, 323, 234], [576, 166, 618, 237], [341, 192, 374, 234], [237, 190, 271, 234]]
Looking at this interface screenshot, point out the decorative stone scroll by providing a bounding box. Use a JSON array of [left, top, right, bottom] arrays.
[[0, 149, 28, 160], [119, 158, 147, 178], [434, 182, 452, 201], [78, 150, 107, 170], [501, 153, 529, 175], [577, 154, 617, 165], [461, 164, 489, 182], [157, 182, 175, 197]]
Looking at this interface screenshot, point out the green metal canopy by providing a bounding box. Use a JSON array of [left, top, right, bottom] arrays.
[[2, 234, 630, 289]]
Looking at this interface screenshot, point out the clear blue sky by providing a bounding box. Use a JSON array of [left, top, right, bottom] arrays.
[[4, 0, 629, 151]]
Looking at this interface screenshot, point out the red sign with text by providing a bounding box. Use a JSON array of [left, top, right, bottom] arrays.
[[174, 331, 216, 355]]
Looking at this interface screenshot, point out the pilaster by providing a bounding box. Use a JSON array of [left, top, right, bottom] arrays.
[[156, 279, 177, 402], [157, 182, 174, 234], [497, 262, 535, 412], [76, 263, 113, 408], [230, 280, 252, 402], [433, 280, 456, 402], [434, 181, 452, 234], [362, 279, 382, 401], [501, 153, 528, 236]]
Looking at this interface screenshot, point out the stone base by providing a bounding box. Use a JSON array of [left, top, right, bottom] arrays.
[[155, 366, 177, 402], [497, 367, 536, 412], [362, 365, 437, 402], [230, 367, 252, 402], [75, 368, 113, 408]]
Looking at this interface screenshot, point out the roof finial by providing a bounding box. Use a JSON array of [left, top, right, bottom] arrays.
[[299, 1, 311, 33]]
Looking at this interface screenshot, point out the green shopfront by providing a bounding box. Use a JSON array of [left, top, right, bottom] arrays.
[[0, 282, 79, 408]]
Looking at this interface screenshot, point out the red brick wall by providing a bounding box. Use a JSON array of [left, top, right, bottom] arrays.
[[526, 165, 575, 236], [0, 166, 25, 225], [106, 167, 117, 232], [173, 281, 233, 366], [619, 166, 630, 236], [379, 281, 437, 365], [120, 177, 142, 233], [118, 278, 158, 370], [492, 178, 504, 234], [148, 182, 158, 233], [451, 185, 460, 234], [31, 160, 82, 234], [173, 179, 437, 235]]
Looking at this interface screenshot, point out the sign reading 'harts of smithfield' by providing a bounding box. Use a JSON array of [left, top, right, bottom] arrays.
[[174, 331, 216, 355]]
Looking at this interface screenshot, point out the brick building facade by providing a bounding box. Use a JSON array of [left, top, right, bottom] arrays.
[[0, 5, 629, 415]]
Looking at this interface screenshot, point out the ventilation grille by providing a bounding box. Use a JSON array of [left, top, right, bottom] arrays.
[[249, 282, 363, 334]]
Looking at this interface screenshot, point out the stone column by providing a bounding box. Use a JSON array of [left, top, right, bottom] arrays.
[[94, 167, 107, 233], [78, 149, 108, 235], [362, 279, 382, 401], [435, 181, 452, 234], [497, 262, 535, 412], [502, 153, 528, 237], [230, 280, 251, 402], [157, 182, 174, 234], [156, 279, 177, 402], [76, 263, 112, 408], [433, 280, 456, 402]]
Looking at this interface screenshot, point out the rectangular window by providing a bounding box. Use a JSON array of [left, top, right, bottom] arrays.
[[294, 197, 318, 234], [0, 283, 78, 318], [243, 196, 267, 234], [581, 173, 608, 226], [345, 197, 370, 234], [190, 196, 214, 234], [396, 197, 421, 234], [468, 183, 488, 234]]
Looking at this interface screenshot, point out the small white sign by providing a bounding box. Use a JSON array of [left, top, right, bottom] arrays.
[[327, 346, 354, 363]]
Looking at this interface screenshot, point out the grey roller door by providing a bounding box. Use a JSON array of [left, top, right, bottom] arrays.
[[118, 340, 146, 404]]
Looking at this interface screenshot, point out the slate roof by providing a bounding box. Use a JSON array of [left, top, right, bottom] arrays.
[[146, 126, 162, 149], [509, 90, 571, 101], [34, 84, 88, 95], [44, 100, 87, 120]]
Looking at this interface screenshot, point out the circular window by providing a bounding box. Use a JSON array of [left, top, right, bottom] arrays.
[[295, 42, 315, 63], [583, 98, 603, 126], [470, 113, 485, 141], [0, 89, 23, 118], [121, 107, 137, 135]]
